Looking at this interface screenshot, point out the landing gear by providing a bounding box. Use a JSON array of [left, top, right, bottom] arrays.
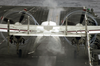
[[16, 42, 22, 58], [17, 49, 22, 58], [18, 49, 22, 58]]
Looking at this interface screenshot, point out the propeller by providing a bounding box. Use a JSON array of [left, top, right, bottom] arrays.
[[19, 12, 25, 23], [62, 20, 75, 25], [79, 12, 85, 24], [3, 17, 15, 24], [2, 12, 26, 24], [68, 21, 75, 25]]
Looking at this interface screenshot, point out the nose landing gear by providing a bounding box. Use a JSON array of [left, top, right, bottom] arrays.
[[17, 49, 22, 58]]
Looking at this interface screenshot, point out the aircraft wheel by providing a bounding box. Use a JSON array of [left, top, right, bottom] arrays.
[[18, 49, 22, 58]]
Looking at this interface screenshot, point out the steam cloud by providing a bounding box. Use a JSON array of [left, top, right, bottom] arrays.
[[37, 0, 65, 54], [37, 36, 65, 55], [37, 36, 64, 66], [43, 0, 58, 8], [46, 36, 65, 55], [43, 0, 64, 24], [37, 0, 65, 66]]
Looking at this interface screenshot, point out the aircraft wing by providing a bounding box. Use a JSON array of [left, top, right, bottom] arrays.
[[0, 24, 100, 37]]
